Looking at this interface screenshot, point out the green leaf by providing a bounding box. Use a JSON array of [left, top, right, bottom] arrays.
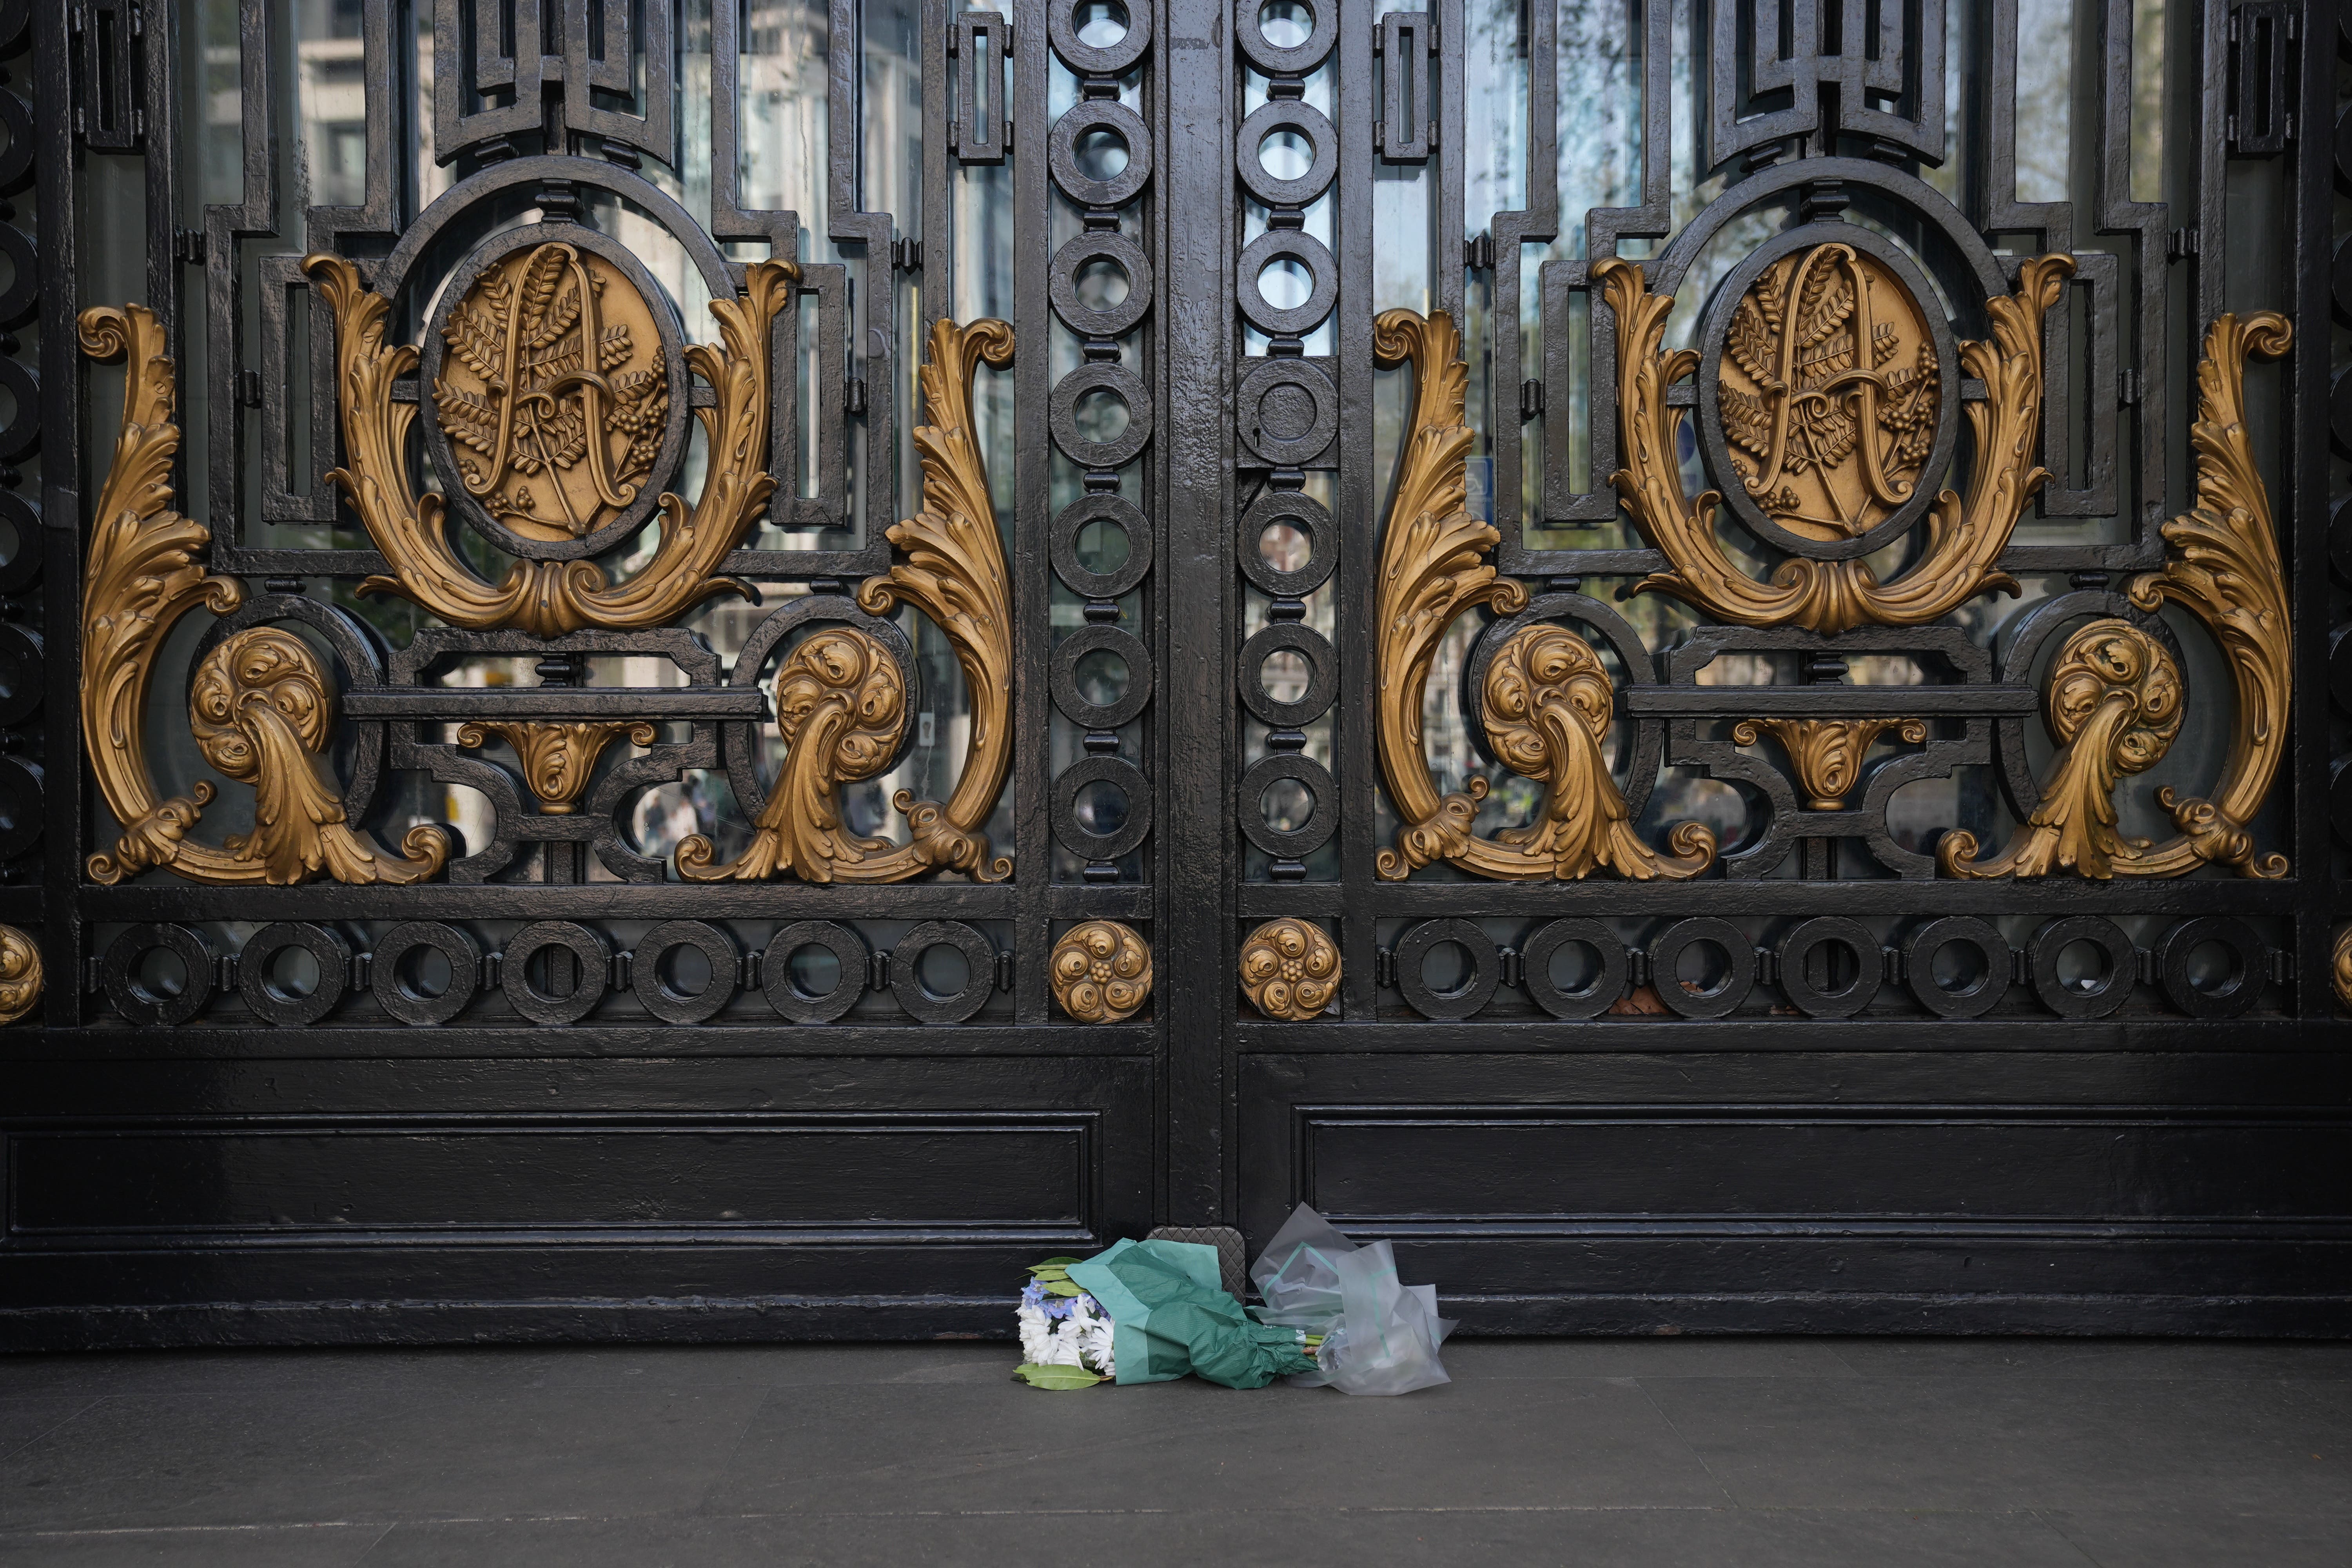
[[1027, 1267, 1071, 1281], [1042, 1279, 1084, 1297], [1033, 1256, 1085, 1267], [1013, 1363, 1105, 1390]]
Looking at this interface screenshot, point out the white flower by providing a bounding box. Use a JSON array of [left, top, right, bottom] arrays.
[[1016, 1301, 1055, 1365]]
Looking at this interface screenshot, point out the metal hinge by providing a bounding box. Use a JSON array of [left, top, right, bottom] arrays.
[[2166, 226, 2200, 261], [239, 369, 263, 408], [846, 376, 868, 416], [1520, 378, 1545, 421], [2117, 369, 2142, 407], [1465, 233, 1495, 272], [892, 236, 923, 273], [173, 229, 206, 266], [2271, 947, 2294, 985]]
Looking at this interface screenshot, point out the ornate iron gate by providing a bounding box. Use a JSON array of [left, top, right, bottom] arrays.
[[0, 0, 2346, 1347]]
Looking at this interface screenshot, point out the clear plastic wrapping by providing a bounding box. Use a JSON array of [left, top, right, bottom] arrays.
[[1248, 1203, 1455, 1395]]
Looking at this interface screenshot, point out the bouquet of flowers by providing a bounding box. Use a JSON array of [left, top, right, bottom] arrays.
[[1014, 1257, 1117, 1389]]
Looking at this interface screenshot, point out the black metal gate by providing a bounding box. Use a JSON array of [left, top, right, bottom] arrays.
[[0, 0, 2347, 1348]]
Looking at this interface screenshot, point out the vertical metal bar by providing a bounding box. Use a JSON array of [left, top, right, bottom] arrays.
[[830, 0, 902, 545], [2093, 0, 2168, 533], [1336, 0, 1377, 1021], [922, 0, 955, 328], [2289, 0, 2330, 1014], [1432, 0, 1465, 326], [1164, 0, 1234, 1221], [205, 0, 282, 552], [1011, 0, 1051, 1026], [38, 0, 80, 1026], [1485, 0, 1555, 564]]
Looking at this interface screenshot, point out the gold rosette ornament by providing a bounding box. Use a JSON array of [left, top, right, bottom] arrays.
[[1369, 309, 1714, 882], [680, 318, 1016, 884], [0, 924, 40, 1024], [1240, 918, 1339, 1020], [1049, 921, 1153, 1023], [1595, 251, 2072, 635], [303, 251, 797, 637], [77, 305, 448, 886], [1942, 312, 2293, 881]]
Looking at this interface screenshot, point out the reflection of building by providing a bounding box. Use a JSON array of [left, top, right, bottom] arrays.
[[297, 0, 369, 207]]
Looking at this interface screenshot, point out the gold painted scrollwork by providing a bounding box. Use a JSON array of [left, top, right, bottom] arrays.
[[1370, 309, 1714, 882], [0, 924, 40, 1024], [2117, 311, 2295, 879], [1049, 920, 1153, 1023], [456, 720, 658, 814], [680, 318, 1015, 884], [304, 251, 797, 637], [1940, 311, 2293, 882], [1239, 918, 1339, 1020], [78, 305, 446, 887], [1939, 621, 2183, 879], [1733, 717, 1927, 810], [1596, 251, 2072, 635]]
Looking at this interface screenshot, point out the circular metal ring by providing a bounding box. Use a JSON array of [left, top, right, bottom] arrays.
[[1236, 100, 1337, 208], [1049, 230, 1154, 339], [1236, 230, 1336, 338], [1522, 918, 1629, 1020], [1394, 918, 1500, 1022], [1051, 492, 1153, 600], [0, 753, 40, 860], [762, 920, 869, 1024], [1053, 754, 1154, 860], [2027, 916, 2137, 1020], [1903, 916, 2011, 1019], [0, 220, 37, 331], [632, 919, 740, 1024], [1049, 0, 1152, 76], [103, 923, 212, 1027], [1648, 918, 1757, 1020], [1049, 361, 1153, 469], [1774, 916, 1882, 1019], [0, 491, 45, 596], [1238, 753, 1336, 859], [2155, 916, 2270, 1021], [1236, 358, 1338, 467], [891, 920, 998, 1025], [415, 222, 693, 563], [237, 922, 350, 1027], [1236, 486, 1334, 597], [1236, 0, 1338, 74], [372, 921, 482, 1026], [0, 355, 40, 462], [1051, 624, 1154, 730], [1235, 622, 1335, 728], [0, 620, 42, 727], [0, 87, 33, 193], [1047, 100, 1153, 209], [1694, 223, 1962, 563], [501, 920, 610, 1026]]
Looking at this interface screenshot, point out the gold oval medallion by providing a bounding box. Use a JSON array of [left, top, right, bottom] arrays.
[[1716, 241, 1940, 543], [430, 240, 672, 544]]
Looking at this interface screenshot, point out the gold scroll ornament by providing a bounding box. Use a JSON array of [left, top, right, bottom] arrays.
[[679, 318, 1016, 884], [1941, 312, 2292, 880], [0, 923, 40, 1024], [1732, 717, 1927, 811], [2335, 928, 2352, 1011], [1370, 309, 1715, 882], [1597, 249, 2072, 635], [304, 250, 796, 637], [78, 305, 448, 886], [456, 720, 657, 813], [431, 242, 670, 542], [1049, 920, 1153, 1024], [1239, 917, 1339, 1020]]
